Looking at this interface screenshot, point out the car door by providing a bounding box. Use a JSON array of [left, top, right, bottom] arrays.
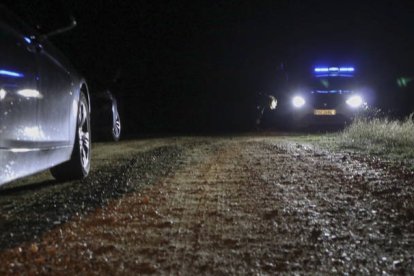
[[36, 41, 73, 147], [0, 9, 40, 150]]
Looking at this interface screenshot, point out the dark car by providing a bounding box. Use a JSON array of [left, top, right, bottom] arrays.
[[285, 66, 368, 127], [90, 88, 121, 141], [0, 5, 91, 186]]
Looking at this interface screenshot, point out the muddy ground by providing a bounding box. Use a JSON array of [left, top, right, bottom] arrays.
[[0, 135, 413, 274]]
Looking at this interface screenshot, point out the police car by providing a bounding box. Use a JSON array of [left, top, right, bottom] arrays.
[[288, 66, 368, 127]]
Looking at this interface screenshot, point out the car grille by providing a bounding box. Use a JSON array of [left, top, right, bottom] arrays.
[[310, 94, 345, 109]]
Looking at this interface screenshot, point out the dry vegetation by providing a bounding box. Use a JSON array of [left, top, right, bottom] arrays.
[[333, 113, 414, 167]]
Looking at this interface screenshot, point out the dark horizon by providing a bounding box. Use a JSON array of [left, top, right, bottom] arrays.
[[5, 0, 414, 134]]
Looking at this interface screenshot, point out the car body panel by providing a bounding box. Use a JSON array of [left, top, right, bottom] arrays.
[[284, 66, 368, 127], [0, 21, 39, 149], [0, 6, 89, 186], [290, 92, 362, 125]]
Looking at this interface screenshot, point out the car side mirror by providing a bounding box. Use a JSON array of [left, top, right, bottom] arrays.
[[42, 16, 77, 39]]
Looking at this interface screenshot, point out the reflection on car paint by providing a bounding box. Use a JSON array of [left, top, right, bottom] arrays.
[[0, 69, 24, 78], [16, 89, 43, 99], [21, 126, 43, 140], [0, 89, 6, 100]]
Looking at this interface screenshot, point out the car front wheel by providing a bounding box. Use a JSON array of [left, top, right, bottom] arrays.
[[112, 112, 121, 141], [50, 92, 91, 181]]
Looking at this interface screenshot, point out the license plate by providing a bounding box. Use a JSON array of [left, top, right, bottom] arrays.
[[314, 109, 336, 116]]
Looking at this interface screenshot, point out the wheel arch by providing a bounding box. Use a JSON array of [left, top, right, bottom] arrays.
[[68, 79, 91, 149], [79, 80, 91, 114]]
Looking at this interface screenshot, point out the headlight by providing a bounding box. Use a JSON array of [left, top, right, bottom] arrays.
[[346, 95, 363, 108], [292, 96, 305, 108]]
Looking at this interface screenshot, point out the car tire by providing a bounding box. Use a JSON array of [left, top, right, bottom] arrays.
[[112, 112, 121, 141], [50, 92, 91, 181]]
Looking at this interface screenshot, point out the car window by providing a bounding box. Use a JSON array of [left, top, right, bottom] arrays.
[[310, 77, 357, 90], [1, 2, 69, 35], [0, 4, 36, 36]]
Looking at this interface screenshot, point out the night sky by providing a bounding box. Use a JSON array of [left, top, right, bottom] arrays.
[[6, 1, 414, 134]]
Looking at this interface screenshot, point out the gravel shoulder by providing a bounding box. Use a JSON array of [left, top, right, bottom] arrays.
[[0, 135, 413, 274]]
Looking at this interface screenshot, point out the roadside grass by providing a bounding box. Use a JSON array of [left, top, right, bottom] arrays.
[[291, 112, 414, 168], [295, 112, 414, 171], [336, 114, 414, 160]]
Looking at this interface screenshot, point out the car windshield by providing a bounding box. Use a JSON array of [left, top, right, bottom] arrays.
[[308, 77, 356, 91], [0, 4, 35, 35]]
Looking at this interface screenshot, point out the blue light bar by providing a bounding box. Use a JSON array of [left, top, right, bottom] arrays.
[[314, 68, 329, 72], [339, 67, 354, 72], [0, 69, 24, 78], [313, 89, 353, 94], [314, 67, 355, 73]]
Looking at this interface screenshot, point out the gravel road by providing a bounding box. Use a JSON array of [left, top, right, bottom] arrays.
[[0, 136, 413, 274]]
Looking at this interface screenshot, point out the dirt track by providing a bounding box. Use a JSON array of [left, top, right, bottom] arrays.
[[0, 136, 413, 274]]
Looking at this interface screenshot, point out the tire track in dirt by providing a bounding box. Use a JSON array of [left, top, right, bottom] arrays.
[[260, 141, 414, 274], [0, 137, 413, 274], [157, 141, 305, 274], [164, 142, 255, 274]]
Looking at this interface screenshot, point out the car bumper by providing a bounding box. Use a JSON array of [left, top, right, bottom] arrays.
[[290, 106, 363, 126]]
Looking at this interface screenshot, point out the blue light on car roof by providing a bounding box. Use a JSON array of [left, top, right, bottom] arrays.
[[314, 67, 355, 73], [314, 66, 355, 77], [313, 90, 353, 94], [339, 67, 355, 72], [0, 69, 24, 78]]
